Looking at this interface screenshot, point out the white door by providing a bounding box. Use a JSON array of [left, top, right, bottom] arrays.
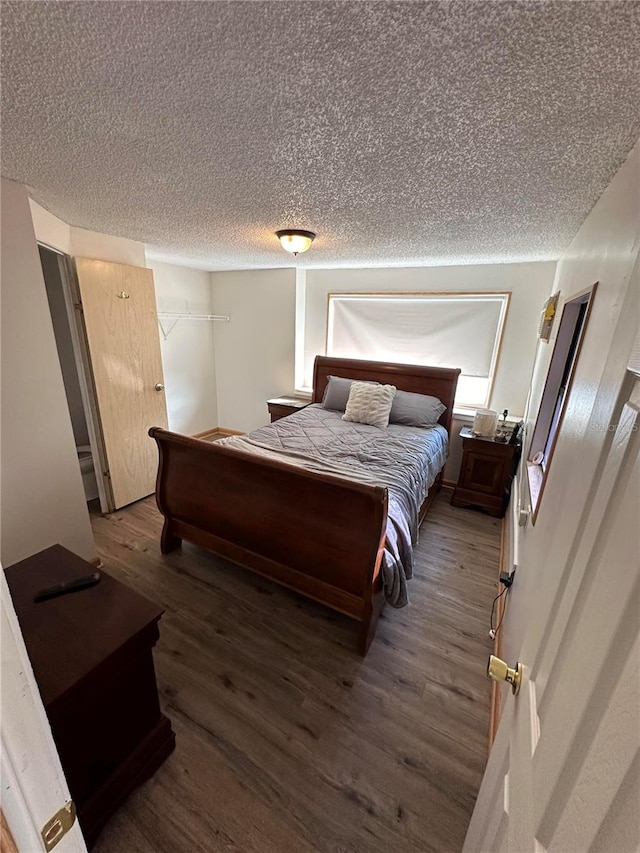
[[1, 569, 88, 852], [464, 352, 640, 850], [75, 258, 168, 510]]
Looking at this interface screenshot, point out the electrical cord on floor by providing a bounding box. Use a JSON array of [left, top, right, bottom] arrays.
[[489, 586, 510, 640]]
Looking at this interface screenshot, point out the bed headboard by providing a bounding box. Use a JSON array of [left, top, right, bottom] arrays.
[[312, 356, 461, 435]]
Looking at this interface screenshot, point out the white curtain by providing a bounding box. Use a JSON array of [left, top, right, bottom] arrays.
[[327, 295, 506, 378]]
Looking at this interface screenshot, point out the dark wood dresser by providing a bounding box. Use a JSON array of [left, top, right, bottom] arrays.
[[5, 545, 175, 847], [451, 427, 522, 517]]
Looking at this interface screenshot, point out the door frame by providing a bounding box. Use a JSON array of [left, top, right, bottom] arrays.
[[37, 244, 114, 513]]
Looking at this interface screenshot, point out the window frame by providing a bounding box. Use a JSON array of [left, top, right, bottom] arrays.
[[324, 290, 511, 410]]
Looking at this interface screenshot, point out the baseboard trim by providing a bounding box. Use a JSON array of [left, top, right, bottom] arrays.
[[192, 427, 219, 439], [192, 427, 245, 439], [489, 515, 508, 752], [89, 555, 102, 568]]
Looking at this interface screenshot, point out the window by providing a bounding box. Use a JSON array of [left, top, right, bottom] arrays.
[[326, 292, 510, 408], [527, 284, 597, 522]]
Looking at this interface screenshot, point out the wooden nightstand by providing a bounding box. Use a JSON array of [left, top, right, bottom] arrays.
[[451, 427, 521, 518], [267, 395, 310, 422]]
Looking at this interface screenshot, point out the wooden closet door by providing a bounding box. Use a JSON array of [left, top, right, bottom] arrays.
[[75, 258, 167, 509]]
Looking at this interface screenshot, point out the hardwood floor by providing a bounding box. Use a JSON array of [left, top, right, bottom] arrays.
[[90, 490, 500, 853]]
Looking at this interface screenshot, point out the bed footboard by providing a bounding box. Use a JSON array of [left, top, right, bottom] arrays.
[[149, 428, 388, 653]]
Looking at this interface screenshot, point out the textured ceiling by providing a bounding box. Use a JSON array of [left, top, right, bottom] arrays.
[[2, 1, 639, 270]]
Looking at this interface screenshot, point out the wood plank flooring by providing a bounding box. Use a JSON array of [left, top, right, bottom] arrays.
[[90, 490, 500, 853]]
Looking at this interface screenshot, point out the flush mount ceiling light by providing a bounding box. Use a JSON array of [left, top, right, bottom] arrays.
[[275, 229, 316, 255]]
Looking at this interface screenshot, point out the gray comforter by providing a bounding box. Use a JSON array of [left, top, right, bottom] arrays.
[[219, 404, 448, 607]]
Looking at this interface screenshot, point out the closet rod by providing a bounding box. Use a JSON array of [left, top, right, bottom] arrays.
[[157, 312, 230, 322]]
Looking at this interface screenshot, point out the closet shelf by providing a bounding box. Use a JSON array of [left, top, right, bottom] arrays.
[[157, 312, 230, 339]]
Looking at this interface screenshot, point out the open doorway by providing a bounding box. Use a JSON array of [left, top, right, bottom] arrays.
[[38, 245, 110, 512]]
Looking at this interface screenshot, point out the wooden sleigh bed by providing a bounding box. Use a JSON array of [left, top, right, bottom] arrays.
[[149, 356, 460, 654]]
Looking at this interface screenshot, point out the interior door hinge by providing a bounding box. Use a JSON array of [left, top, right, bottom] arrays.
[[74, 301, 83, 312], [41, 800, 76, 851]]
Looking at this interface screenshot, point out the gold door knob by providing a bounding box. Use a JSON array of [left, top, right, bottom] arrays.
[[487, 654, 523, 695], [154, 383, 165, 392]]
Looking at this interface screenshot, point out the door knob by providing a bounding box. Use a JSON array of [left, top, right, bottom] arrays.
[[154, 383, 165, 392], [487, 654, 523, 695]]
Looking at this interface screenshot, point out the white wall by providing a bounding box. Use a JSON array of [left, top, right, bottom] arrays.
[[31, 203, 214, 436], [71, 226, 145, 267], [1, 179, 96, 566], [302, 263, 555, 481], [211, 269, 296, 431], [149, 260, 218, 435], [29, 200, 71, 255], [30, 199, 146, 266], [304, 263, 556, 417], [208, 262, 554, 483], [504, 139, 640, 665]]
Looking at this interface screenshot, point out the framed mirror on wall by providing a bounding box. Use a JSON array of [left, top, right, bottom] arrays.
[[527, 283, 598, 522]]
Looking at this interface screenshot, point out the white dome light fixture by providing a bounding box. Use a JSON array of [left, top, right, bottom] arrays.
[[275, 228, 316, 255]]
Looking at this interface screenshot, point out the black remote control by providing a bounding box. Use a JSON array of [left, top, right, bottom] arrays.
[[34, 571, 101, 602]]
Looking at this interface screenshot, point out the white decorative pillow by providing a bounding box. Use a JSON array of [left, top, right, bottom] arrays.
[[342, 381, 397, 429]]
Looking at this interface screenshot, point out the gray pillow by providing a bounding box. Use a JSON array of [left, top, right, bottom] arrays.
[[389, 389, 446, 427], [321, 375, 378, 411]]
